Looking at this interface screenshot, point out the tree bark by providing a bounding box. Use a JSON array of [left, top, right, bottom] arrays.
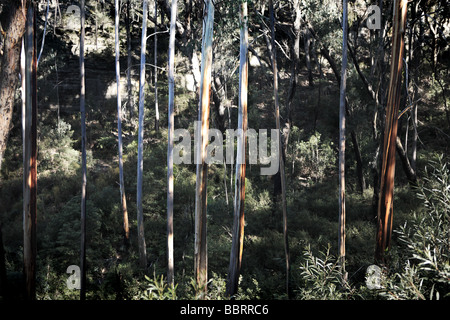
[[194, 0, 214, 296], [137, 0, 149, 270], [375, 0, 408, 265], [395, 136, 417, 183], [126, 0, 134, 122], [0, 2, 27, 173], [226, 0, 248, 298], [154, 0, 159, 132], [338, 0, 348, 278], [167, 0, 179, 287], [79, 0, 87, 301], [269, 0, 290, 298], [23, 2, 37, 300], [115, 0, 130, 250]]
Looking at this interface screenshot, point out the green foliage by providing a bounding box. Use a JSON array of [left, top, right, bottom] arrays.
[[295, 244, 353, 300], [287, 128, 336, 182], [38, 120, 79, 174], [379, 156, 450, 300], [139, 274, 178, 300]]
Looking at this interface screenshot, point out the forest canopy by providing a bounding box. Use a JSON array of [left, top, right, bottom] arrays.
[[0, 0, 448, 301]]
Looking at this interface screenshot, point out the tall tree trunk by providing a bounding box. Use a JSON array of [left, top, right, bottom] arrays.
[[269, 0, 290, 298], [79, 0, 87, 301], [375, 0, 408, 265], [23, 2, 37, 300], [154, 0, 159, 132], [137, 0, 149, 270], [115, 0, 130, 250], [37, 0, 50, 67], [0, 1, 27, 173], [167, 0, 178, 287], [226, 0, 248, 298], [304, 29, 313, 87], [338, 0, 348, 279], [126, 0, 134, 123], [194, 0, 214, 296]]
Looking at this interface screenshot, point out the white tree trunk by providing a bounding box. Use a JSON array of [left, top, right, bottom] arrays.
[[194, 0, 214, 295], [137, 0, 148, 270], [338, 0, 348, 277], [167, 0, 178, 287], [79, 0, 87, 300], [115, 0, 129, 247], [227, 0, 248, 298]]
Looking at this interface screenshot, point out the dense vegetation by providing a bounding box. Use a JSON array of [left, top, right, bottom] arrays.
[[0, 0, 448, 300]]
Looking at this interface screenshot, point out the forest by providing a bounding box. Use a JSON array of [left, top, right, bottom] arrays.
[[0, 0, 448, 301]]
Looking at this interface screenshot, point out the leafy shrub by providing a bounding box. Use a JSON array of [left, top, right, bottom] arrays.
[[295, 244, 353, 300], [38, 120, 79, 174], [287, 128, 336, 182], [380, 156, 450, 300]]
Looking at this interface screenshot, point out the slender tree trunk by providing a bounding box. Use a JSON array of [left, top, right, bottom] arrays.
[[375, 0, 408, 265], [115, 0, 130, 249], [79, 0, 87, 301], [338, 0, 348, 279], [167, 0, 179, 287], [304, 29, 313, 87], [194, 0, 214, 296], [23, 2, 37, 300], [226, 0, 248, 298], [126, 0, 134, 123], [269, 0, 290, 298], [351, 130, 366, 193], [395, 136, 417, 183], [37, 0, 50, 67], [0, 2, 27, 173], [154, 0, 159, 132], [137, 0, 149, 270]]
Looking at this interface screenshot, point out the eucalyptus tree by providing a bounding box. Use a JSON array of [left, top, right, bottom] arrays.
[[194, 0, 214, 295], [23, 1, 37, 301], [137, 0, 149, 269], [0, 1, 27, 173], [115, 0, 130, 248], [167, 0, 179, 287], [375, 0, 408, 265], [338, 0, 348, 279], [79, 0, 87, 300], [268, 0, 290, 298], [226, 0, 248, 298]]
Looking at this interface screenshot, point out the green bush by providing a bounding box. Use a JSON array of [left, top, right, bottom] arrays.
[[295, 244, 353, 300], [380, 156, 450, 300]]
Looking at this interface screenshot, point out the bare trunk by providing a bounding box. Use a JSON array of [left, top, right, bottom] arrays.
[[304, 29, 313, 87], [269, 0, 290, 298], [395, 136, 417, 183], [155, 0, 159, 132], [226, 1, 248, 298], [167, 0, 179, 287], [0, 2, 27, 173], [375, 0, 408, 265], [137, 0, 148, 270], [126, 0, 134, 122], [115, 0, 130, 249], [79, 0, 87, 300], [23, 3, 37, 300], [338, 0, 348, 278], [194, 0, 214, 296]]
